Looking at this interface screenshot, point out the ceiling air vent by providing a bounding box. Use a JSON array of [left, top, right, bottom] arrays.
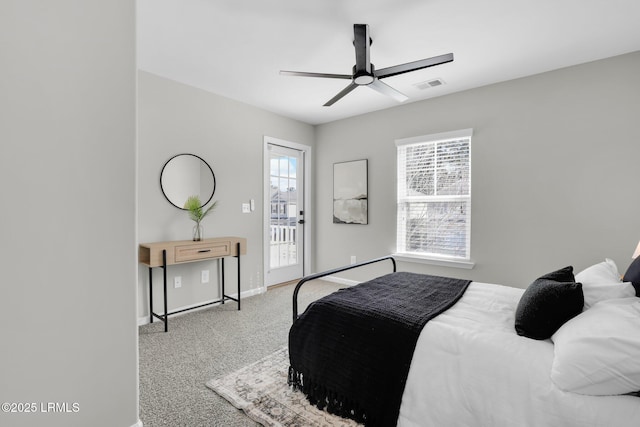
[[414, 78, 445, 90]]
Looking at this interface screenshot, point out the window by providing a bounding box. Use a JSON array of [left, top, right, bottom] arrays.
[[396, 129, 472, 263]]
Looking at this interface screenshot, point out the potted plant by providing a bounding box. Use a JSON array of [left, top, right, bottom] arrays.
[[184, 196, 218, 241]]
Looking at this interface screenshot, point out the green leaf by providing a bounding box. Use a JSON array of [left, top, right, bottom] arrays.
[[184, 196, 217, 223]]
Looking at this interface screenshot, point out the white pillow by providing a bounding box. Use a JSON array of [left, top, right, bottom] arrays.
[[575, 258, 621, 284], [575, 259, 635, 309], [580, 282, 636, 309], [551, 297, 640, 395]]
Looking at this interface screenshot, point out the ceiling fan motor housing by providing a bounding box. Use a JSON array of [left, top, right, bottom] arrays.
[[353, 64, 375, 85]]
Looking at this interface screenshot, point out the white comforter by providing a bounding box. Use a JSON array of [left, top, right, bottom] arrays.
[[397, 282, 640, 427]]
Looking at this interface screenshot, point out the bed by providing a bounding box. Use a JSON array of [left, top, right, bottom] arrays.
[[288, 256, 640, 427]]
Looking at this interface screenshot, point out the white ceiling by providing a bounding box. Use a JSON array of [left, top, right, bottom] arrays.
[[137, 0, 640, 125]]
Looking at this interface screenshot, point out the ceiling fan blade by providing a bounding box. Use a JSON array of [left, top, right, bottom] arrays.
[[353, 24, 371, 74], [368, 79, 409, 103], [324, 82, 358, 107], [375, 53, 454, 79], [280, 70, 352, 79]]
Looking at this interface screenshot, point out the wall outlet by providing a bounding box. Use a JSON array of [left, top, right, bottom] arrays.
[[242, 203, 251, 213], [350, 255, 357, 265], [201, 270, 209, 283], [174, 276, 182, 288]]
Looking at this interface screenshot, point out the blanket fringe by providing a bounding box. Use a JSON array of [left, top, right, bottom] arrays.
[[288, 365, 368, 424]]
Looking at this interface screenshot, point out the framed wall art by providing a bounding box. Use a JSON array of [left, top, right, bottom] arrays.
[[333, 159, 368, 224]]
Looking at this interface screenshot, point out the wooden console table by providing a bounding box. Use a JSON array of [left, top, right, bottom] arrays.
[[139, 236, 246, 332]]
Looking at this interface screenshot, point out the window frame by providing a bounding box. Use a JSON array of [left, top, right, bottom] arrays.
[[394, 129, 474, 269]]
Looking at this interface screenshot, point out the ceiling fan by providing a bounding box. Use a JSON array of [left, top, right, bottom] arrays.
[[280, 24, 454, 107]]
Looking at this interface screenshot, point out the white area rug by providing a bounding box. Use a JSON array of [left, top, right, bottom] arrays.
[[206, 347, 360, 427]]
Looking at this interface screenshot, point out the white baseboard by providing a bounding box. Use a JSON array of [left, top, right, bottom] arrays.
[[137, 286, 266, 326], [321, 275, 360, 287], [131, 419, 143, 427]]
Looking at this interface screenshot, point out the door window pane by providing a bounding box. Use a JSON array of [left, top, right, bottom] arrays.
[[270, 153, 299, 269]]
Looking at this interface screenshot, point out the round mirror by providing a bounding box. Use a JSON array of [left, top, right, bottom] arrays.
[[160, 154, 216, 210]]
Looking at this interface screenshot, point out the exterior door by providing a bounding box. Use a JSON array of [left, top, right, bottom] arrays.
[[265, 143, 305, 286]]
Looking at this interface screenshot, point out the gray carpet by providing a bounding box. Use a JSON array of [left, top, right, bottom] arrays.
[[139, 280, 345, 427]]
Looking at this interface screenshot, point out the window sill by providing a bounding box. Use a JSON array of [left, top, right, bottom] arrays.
[[392, 253, 475, 270]]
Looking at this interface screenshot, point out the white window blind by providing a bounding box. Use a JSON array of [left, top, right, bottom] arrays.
[[396, 129, 472, 260]]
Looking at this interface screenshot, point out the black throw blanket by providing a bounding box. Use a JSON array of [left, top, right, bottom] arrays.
[[288, 272, 471, 426]]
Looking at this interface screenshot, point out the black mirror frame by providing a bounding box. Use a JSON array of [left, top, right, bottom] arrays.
[[160, 153, 216, 210]]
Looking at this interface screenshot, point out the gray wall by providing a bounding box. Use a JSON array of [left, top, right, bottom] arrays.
[[0, 2, 138, 427], [137, 71, 315, 320], [315, 52, 640, 288]]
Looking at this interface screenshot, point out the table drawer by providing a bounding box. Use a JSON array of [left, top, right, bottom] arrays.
[[174, 241, 231, 263]]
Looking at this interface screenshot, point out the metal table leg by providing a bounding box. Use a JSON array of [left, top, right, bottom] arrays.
[[162, 249, 168, 332], [149, 267, 153, 324]]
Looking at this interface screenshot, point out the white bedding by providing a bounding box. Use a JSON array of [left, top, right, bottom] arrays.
[[397, 281, 640, 427]]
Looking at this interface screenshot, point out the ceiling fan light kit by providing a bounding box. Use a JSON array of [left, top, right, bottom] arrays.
[[280, 23, 454, 106]]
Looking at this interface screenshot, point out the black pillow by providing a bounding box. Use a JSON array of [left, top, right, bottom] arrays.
[[536, 265, 575, 283], [515, 266, 584, 340], [623, 256, 640, 296]]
